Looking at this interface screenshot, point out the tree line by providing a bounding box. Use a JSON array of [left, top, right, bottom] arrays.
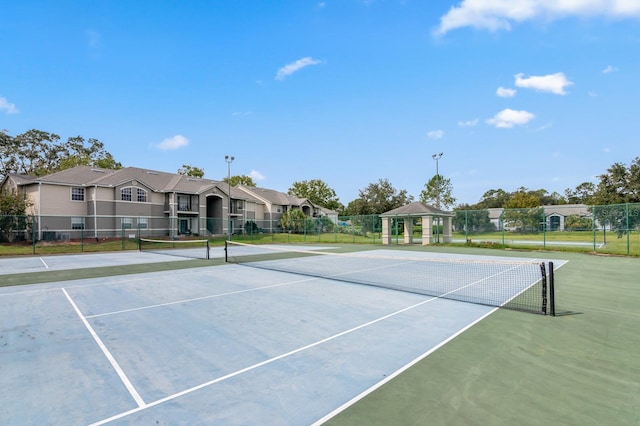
[[2, 129, 640, 218]]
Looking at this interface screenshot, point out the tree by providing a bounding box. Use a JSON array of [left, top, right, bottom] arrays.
[[58, 136, 123, 171], [564, 182, 596, 204], [504, 189, 540, 209], [532, 189, 565, 205], [1, 129, 122, 178], [590, 158, 640, 236], [453, 205, 495, 233], [419, 174, 456, 209], [476, 189, 511, 209], [178, 164, 205, 178], [288, 179, 343, 212], [223, 175, 256, 187], [344, 179, 413, 216], [592, 158, 640, 205], [0, 188, 33, 242], [503, 189, 544, 232], [1, 129, 61, 177], [279, 209, 310, 233], [564, 214, 593, 231]]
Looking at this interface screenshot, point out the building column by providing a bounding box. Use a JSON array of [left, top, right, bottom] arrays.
[[422, 216, 433, 245]]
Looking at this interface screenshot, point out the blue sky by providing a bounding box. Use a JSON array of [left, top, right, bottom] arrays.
[[2, 1, 639, 206]]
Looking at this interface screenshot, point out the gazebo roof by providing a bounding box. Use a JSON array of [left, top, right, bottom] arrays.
[[380, 201, 454, 217]]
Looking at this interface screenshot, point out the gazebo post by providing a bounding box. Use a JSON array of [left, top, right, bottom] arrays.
[[422, 215, 433, 245], [404, 218, 413, 244], [381, 217, 392, 245], [443, 216, 453, 243]]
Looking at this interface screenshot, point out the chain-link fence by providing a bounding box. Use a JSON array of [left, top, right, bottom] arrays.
[[1, 203, 639, 256], [454, 203, 640, 255]]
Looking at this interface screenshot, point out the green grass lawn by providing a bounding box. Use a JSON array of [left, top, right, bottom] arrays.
[[2, 229, 639, 257], [453, 230, 640, 256]]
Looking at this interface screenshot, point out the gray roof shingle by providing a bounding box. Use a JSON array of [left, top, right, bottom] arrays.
[[381, 202, 452, 216]]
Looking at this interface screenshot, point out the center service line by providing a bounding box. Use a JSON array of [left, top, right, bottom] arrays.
[[61, 288, 146, 408]]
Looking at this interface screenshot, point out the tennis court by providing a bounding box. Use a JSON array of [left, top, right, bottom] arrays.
[[0, 246, 563, 425], [0, 243, 333, 276]]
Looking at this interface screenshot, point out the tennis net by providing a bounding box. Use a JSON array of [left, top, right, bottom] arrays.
[[225, 241, 555, 315], [139, 238, 210, 259]]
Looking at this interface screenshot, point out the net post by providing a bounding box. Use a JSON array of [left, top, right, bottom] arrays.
[[548, 262, 555, 316], [138, 237, 142, 252], [206, 240, 210, 260], [224, 240, 228, 262], [540, 262, 548, 315]]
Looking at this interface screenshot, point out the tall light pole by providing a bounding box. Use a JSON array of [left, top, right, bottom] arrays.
[[225, 155, 234, 239], [432, 152, 443, 243]]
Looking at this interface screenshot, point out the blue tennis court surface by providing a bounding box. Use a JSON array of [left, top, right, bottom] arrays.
[[0, 251, 186, 275], [0, 249, 565, 424], [0, 245, 335, 275]]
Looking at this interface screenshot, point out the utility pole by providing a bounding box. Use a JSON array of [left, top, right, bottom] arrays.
[[432, 152, 443, 243]]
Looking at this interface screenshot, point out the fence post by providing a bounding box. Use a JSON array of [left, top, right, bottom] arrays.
[[542, 210, 547, 249], [592, 205, 597, 252], [31, 214, 36, 255], [626, 203, 630, 255], [464, 210, 467, 242]]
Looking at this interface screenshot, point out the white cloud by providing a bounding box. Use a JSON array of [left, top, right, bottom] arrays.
[[250, 170, 266, 181], [486, 108, 535, 128], [427, 130, 444, 139], [0, 96, 19, 114], [496, 86, 516, 97], [434, 0, 640, 35], [602, 65, 618, 74], [514, 72, 573, 95], [276, 57, 322, 80], [496, 86, 516, 98], [458, 118, 479, 127], [154, 135, 189, 151]]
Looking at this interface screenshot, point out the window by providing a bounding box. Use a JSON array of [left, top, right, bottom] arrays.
[[121, 187, 132, 201], [136, 188, 147, 202], [120, 187, 147, 202], [178, 195, 191, 211], [71, 217, 85, 230], [138, 217, 148, 229], [121, 217, 132, 229], [71, 187, 85, 201]]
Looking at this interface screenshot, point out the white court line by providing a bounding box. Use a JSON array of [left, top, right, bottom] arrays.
[[39, 258, 49, 268], [62, 288, 146, 409], [311, 307, 498, 425], [86, 275, 319, 319], [89, 294, 446, 425]]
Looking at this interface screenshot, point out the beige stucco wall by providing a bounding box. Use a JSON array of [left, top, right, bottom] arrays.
[[39, 185, 87, 216], [24, 186, 40, 216]]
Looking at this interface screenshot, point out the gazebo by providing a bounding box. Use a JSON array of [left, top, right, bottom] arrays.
[[380, 201, 455, 245]]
